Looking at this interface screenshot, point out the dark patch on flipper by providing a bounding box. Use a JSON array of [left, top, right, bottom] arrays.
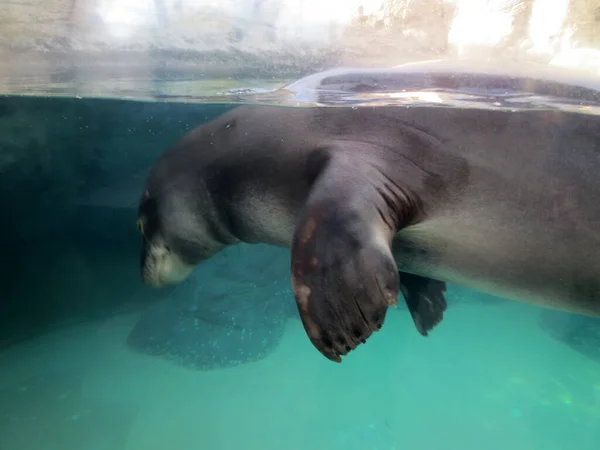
[[398, 271, 447, 336], [291, 150, 407, 362], [292, 211, 399, 362]]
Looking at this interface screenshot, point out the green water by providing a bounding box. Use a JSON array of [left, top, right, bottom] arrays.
[[1, 274, 599, 449], [0, 94, 599, 450]]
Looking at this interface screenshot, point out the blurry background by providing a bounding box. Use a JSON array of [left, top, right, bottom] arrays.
[[0, 0, 599, 98]]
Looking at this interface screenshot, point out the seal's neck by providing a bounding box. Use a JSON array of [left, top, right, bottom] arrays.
[[226, 190, 302, 248]]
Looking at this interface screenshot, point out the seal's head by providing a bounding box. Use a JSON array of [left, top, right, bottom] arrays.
[[136, 106, 304, 288], [136, 176, 235, 287]]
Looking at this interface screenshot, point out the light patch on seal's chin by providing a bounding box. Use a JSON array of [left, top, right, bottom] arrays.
[[143, 243, 194, 287]]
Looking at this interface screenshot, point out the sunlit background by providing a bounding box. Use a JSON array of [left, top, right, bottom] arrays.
[[0, 0, 598, 100], [91, 0, 599, 70], [1, 0, 599, 65]]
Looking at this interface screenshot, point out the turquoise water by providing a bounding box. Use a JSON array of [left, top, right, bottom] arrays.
[[0, 95, 599, 450]]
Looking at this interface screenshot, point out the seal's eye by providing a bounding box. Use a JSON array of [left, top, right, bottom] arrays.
[[137, 218, 145, 235]]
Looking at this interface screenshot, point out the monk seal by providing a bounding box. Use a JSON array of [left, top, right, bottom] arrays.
[[136, 63, 600, 362]]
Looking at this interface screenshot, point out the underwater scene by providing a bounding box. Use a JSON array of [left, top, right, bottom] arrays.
[[1, 77, 600, 450], [2, 0, 600, 449]]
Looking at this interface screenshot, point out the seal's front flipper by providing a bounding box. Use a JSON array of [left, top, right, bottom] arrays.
[[398, 272, 447, 337], [291, 152, 409, 362]]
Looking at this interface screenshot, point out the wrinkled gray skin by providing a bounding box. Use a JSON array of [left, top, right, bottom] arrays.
[[137, 67, 600, 362]]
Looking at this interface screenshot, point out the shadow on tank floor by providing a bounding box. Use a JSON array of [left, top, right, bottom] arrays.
[[126, 243, 299, 370]]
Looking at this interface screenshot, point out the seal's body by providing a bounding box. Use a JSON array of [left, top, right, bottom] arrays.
[[137, 64, 600, 362]]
